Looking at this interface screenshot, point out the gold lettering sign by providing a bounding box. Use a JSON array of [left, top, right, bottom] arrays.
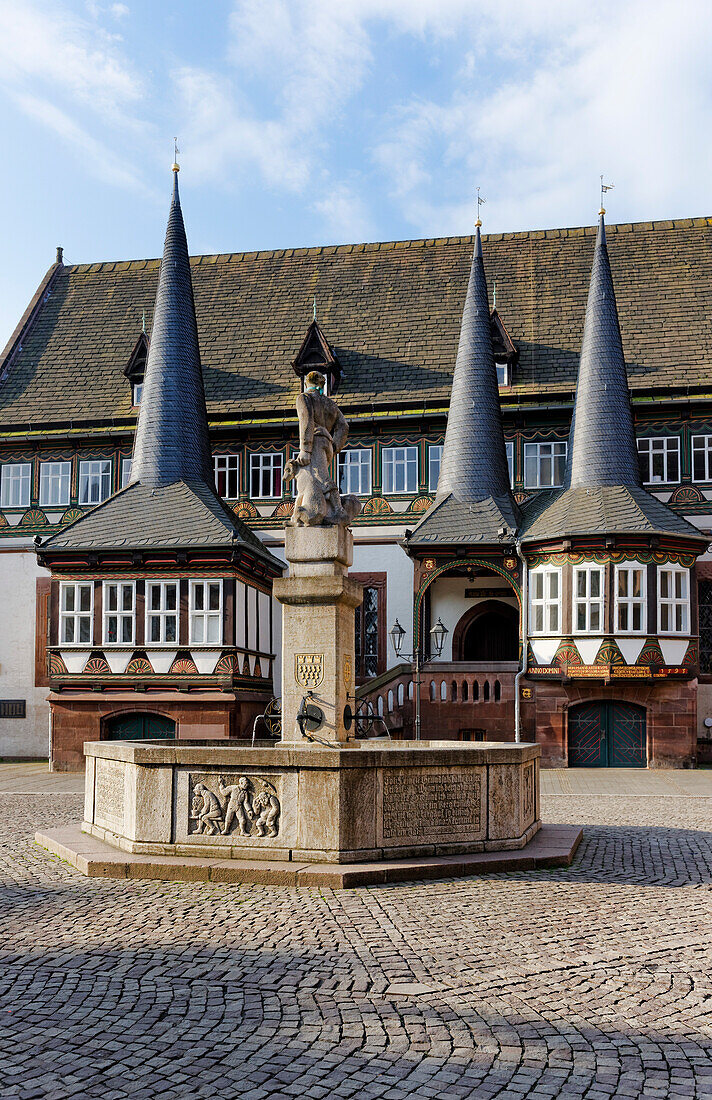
[[295, 653, 324, 689], [343, 655, 352, 687]]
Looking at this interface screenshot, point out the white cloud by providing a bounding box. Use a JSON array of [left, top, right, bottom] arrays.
[[313, 183, 376, 244]]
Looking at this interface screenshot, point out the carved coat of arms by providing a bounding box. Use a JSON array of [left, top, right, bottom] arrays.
[[343, 655, 352, 687], [295, 652, 324, 689]]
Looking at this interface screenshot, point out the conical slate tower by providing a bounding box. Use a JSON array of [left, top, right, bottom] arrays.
[[41, 169, 278, 564], [129, 168, 214, 488], [523, 213, 704, 544], [407, 225, 519, 546]]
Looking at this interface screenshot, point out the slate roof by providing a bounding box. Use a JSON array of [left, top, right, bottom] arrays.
[[1, 217, 711, 428], [521, 485, 707, 545], [406, 492, 520, 546], [40, 480, 279, 559]]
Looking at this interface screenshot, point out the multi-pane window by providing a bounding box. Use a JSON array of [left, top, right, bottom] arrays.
[[355, 585, 379, 679], [692, 435, 712, 482], [146, 581, 178, 644], [103, 582, 135, 645], [524, 442, 567, 488], [573, 565, 604, 633], [637, 437, 680, 484], [79, 460, 112, 504], [250, 453, 283, 498], [382, 446, 418, 494], [615, 564, 646, 633], [121, 458, 132, 488], [428, 446, 442, 492], [39, 461, 71, 507], [132, 381, 143, 406], [0, 463, 31, 508], [59, 582, 93, 645], [505, 441, 514, 487], [339, 449, 372, 495], [699, 579, 712, 674], [530, 567, 561, 634], [658, 567, 689, 633], [189, 580, 222, 645], [214, 454, 240, 499]]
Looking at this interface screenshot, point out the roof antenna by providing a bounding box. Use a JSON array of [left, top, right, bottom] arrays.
[[172, 137, 180, 173], [600, 174, 614, 215], [476, 186, 486, 228]]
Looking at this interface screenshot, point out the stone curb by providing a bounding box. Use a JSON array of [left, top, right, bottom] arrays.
[[35, 824, 582, 888]]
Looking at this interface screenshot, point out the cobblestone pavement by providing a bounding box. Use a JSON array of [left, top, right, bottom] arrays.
[[0, 771, 711, 1099]]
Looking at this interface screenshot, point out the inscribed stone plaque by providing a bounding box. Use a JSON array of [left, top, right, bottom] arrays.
[[94, 759, 125, 833], [379, 766, 484, 846]]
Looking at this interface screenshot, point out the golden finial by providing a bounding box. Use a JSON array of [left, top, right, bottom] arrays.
[[172, 136, 180, 173], [599, 173, 613, 215], [475, 186, 486, 228]]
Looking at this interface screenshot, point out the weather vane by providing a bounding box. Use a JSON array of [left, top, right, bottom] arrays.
[[172, 137, 180, 172], [476, 186, 486, 228], [600, 174, 614, 214]]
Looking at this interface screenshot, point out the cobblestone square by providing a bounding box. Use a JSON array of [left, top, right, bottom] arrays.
[[1, 766, 710, 1099]]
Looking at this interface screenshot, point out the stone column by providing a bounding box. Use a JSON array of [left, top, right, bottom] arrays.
[[273, 526, 363, 743]]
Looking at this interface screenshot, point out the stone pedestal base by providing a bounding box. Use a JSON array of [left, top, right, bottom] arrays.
[[80, 739, 541, 864]]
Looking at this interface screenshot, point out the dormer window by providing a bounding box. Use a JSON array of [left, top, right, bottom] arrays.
[[495, 361, 510, 387], [292, 319, 341, 396], [124, 330, 149, 408], [490, 309, 518, 388]]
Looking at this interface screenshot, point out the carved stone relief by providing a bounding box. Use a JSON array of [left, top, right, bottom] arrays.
[[188, 774, 281, 839], [522, 762, 535, 824]]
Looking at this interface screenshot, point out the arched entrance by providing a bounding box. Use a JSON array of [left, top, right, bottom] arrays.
[[454, 600, 519, 661], [568, 701, 646, 767], [105, 713, 176, 741]]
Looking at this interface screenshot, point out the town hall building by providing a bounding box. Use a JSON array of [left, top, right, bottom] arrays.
[[1, 168, 712, 769]]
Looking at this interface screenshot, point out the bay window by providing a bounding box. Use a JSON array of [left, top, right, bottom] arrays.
[[146, 581, 178, 644], [60, 582, 93, 645], [530, 567, 561, 634], [189, 580, 222, 645], [103, 582, 135, 646], [615, 564, 646, 634], [573, 565, 604, 633]]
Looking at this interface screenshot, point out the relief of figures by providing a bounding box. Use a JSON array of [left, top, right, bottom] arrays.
[[189, 774, 280, 838]]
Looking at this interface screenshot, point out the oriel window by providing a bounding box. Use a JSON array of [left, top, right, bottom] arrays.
[[615, 564, 646, 634], [60, 582, 93, 645], [103, 582, 135, 645], [573, 565, 604, 633], [146, 581, 178, 644], [658, 567, 689, 634], [530, 567, 561, 634], [190, 580, 223, 645]]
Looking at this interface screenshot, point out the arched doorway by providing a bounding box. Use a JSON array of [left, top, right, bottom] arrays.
[[455, 601, 519, 661], [568, 701, 646, 767], [105, 713, 176, 741]]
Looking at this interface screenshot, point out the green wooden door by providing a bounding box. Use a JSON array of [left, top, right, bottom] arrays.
[[105, 713, 176, 741], [568, 702, 646, 768]]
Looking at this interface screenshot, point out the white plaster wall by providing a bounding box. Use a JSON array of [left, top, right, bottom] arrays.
[[0, 545, 50, 758], [429, 576, 518, 662], [352, 535, 414, 670]]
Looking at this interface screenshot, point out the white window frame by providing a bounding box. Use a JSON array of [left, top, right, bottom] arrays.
[[496, 361, 510, 387], [189, 579, 223, 646], [39, 461, 71, 508], [339, 449, 372, 496], [213, 454, 240, 499], [637, 436, 680, 485], [131, 380, 143, 406], [102, 581, 136, 646], [78, 460, 112, 505], [145, 581, 179, 645], [428, 446, 443, 493], [505, 441, 514, 487], [249, 452, 283, 499], [59, 581, 94, 646], [120, 458, 132, 488], [382, 446, 418, 495], [524, 442, 567, 489], [0, 462, 32, 508], [658, 567, 689, 634], [691, 435, 712, 483], [572, 564, 605, 634], [614, 563, 647, 635], [529, 566, 562, 635]]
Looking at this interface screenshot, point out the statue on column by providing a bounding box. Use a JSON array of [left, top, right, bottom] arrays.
[[283, 370, 361, 527]]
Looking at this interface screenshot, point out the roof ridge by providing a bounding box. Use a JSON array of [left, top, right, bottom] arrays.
[[63, 215, 712, 274]]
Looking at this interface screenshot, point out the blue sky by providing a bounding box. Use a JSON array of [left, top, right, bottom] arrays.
[[0, 0, 711, 346]]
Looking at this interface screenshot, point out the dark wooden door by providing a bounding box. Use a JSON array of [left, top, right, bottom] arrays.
[[568, 702, 646, 767], [463, 610, 518, 661], [105, 713, 176, 741]]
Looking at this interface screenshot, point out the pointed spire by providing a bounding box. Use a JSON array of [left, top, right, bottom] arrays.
[[435, 226, 514, 503], [129, 168, 214, 489], [566, 214, 641, 489]]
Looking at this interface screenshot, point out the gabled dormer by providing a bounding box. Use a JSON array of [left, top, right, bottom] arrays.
[[292, 319, 341, 395], [490, 308, 518, 387], [124, 330, 149, 406]]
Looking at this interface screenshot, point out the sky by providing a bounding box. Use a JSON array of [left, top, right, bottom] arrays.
[[0, 0, 711, 347]]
